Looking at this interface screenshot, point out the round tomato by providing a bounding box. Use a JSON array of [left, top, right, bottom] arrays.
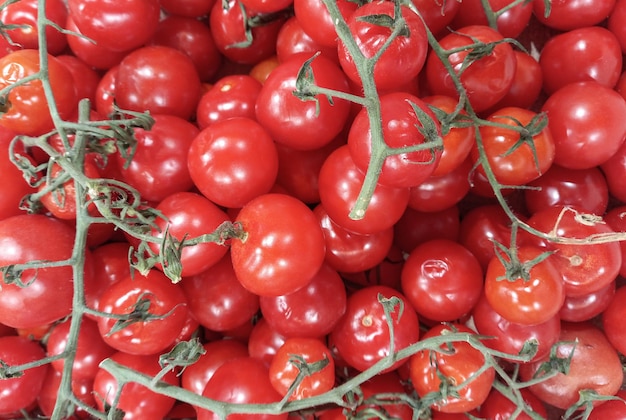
[[230, 193, 326, 297], [160, 0, 216, 17], [602, 285, 626, 356], [0, 128, 35, 221], [293, 0, 358, 48], [407, 158, 472, 213], [480, 388, 548, 420], [533, 0, 615, 30], [450, 0, 533, 38], [487, 50, 543, 112], [560, 280, 615, 323], [275, 16, 338, 64], [65, 15, 129, 70]]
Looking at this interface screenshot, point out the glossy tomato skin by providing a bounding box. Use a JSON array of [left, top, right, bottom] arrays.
[[560, 280, 615, 323], [0, 49, 76, 136], [407, 158, 472, 213], [93, 351, 179, 419], [150, 192, 230, 278], [115, 46, 202, 120], [450, 0, 533, 38], [541, 81, 626, 169], [337, 1, 428, 91], [609, 0, 626, 53], [188, 117, 279, 209], [410, 0, 460, 36], [487, 50, 543, 112], [260, 263, 347, 338], [161, 0, 216, 17], [230, 193, 326, 297], [319, 145, 410, 235], [539, 26, 622, 95], [0, 128, 35, 220], [65, 15, 129, 70], [480, 387, 548, 420], [410, 323, 495, 413], [425, 25, 516, 112], [197, 357, 288, 420], [401, 239, 483, 322], [0, 215, 93, 329], [472, 293, 560, 363], [67, 0, 160, 52], [601, 133, 626, 203], [255, 52, 351, 151], [519, 322, 623, 410], [348, 92, 442, 188], [533, 0, 616, 30], [330, 285, 420, 373], [247, 317, 287, 367], [588, 389, 626, 419], [602, 285, 626, 356], [605, 206, 626, 277], [459, 204, 512, 270], [276, 17, 339, 64], [0, 336, 48, 416], [96, 269, 189, 355], [393, 205, 461, 253]]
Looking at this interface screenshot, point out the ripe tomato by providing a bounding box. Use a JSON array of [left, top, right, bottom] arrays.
[[407, 158, 472, 213], [269, 338, 335, 400], [605, 206, 626, 277], [533, 0, 616, 30], [487, 50, 543, 112], [601, 285, 626, 356], [484, 245, 564, 325], [410, 0, 460, 36], [160, 0, 216, 17], [480, 388, 548, 419], [459, 204, 513, 270], [115, 45, 202, 120], [248, 317, 287, 367], [0, 49, 76, 136], [65, 15, 129, 70], [67, 0, 160, 52], [197, 357, 288, 420], [330, 285, 420, 373], [0, 128, 35, 220], [601, 136, 626, 204], [0, 336, 48, 416], [293, 0, 358, 48], [276, 17, 339, 64], [409, 323, 495, 413], [188, 117, 279, 209], [519, 322, 623, 410], [255, 52, 351, 151], [560, 280, 615, 323], [260, 263, 347, 338], [473, 107, 555, 186], [588, 389, 626, 419], [37, 368, 95, 419], [609, 0, 626, 53], [230, 193, 326, 297], [393, 205, 461, 253], [425, 25, 516, 112], [348, 92, 442, 188], [451, 0, 533, 38], [541, 81, 626, 169], [337, 1, 428, 91], [539, 26, 622, 95]]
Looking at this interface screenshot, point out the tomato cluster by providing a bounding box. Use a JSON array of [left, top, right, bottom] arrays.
[[2, 0, 626, 418]]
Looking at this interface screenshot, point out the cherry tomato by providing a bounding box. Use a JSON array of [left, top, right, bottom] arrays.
[[65, 15, 129, 70], [275, 16, 338, 64], [255, 52, 351, 151], [609, 0, 626, 53], [451, 0, 533, 38], [410, 0, 460, 36], [330, 285, 420, 373], [559, 280, 615, 323], [459, 204, 513, 270], [588, 389, 626, 419], [487, 50, 543, 112], [533, 0, 616, 30], [293, 0, 358, 48], [541, 81, 626, 169], [0, 128, 35, 221], [161, 0, 216, 17], [230, 193, 326, 297], [393, 205, 460, 253], [248, 317, 287, 367], [240, 0, 292, 14], [605, 205, 626, 277], [601, 285, 626, 356], [269, 338, 335, 400], [37, 368, 95, 419], [407, 158, 472, 213], [480, 387, 548, 419], [600, 132, 626, 204], [409, 323, 495, 413], [0, 49, 77, 136], [337, 1, 428, 91]]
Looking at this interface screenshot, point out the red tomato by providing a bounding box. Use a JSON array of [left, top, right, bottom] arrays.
[[65, 15, 129, 70], [348, 92, 442, 188], [161, 0, 216, 17], [519, 322, 623, 410], [67, 0, 160, 52], [407, 158, 472, 213], [260, 263, 347, 338], [410, 0, 460, 36], [484, 245, 564, 325], [197, 357, 288, 420], [330, 285, 420, 373], [541, 81, 626, 169], [96, 269, 189, 355], [487, 50, 543, 112], [188, 117, 279, 209], [337, 1, 428, 91], [269, 338, 335, 400], [539, 26, 622, 94], [230, 193, 326, 296], [605, 206, 626, 277], [588, 389, 626, 419], [56, 55, 101, 107], [480, 387, 548, 419], [609, 0, 626, 53], [255, 52, 351, 151], [0, 128, 35, 220], [425, 25, 516, 112], [181, 253, 260, 332], [559, 280, 615, 323], [0, 49, 76, 136], [115, 45, 202, 120], [450, 0, 533, 38], [600, 133, 626, 204], [473, 107, 555, 186], [0, 336, 48, 416], [401, 239, 483, 322], [293, 0, 358, 48], [533, 0, 616, 30], [393, 205, 461, 253], [410, 323, 495, 413], [248, 317, 287, 367], [93, 351, 179, 419], [459, 204, 513, 270], [37, 368, 95, 419], [275, 17, 338, 64], [602, 285, 626, 356]]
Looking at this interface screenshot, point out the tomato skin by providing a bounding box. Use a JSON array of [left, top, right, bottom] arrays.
[[480, 388, 548, 420], [609, 0, 626, 53], [473, 107, 555, 186], [605, 206, 626, 277], [601, 134, 626, 204], [96, 269, 189, 355], [65, 15, 128, 70], [450, 0, 533, 38], [115, 45, 202, 120], [67, 0, 160, 52], [588, 389, 626, 419], [533, 0, 616, 30], [330, 285, 420, 373], [602, 285, 626, 356], [539, 26, 622, 95], [407, 158, 472, 213], [293, 0, 358, 48], [560, 280, 615, 323], [276, 17, 339, 64], [269, 338, 335, 400], [425, 25, 516, 112], [255, 52, 351, 151], [487, 50, 543, 112], [161, 0, 216, 17], [337, 1, 428, 91], [0, 49, 77, 136], [196, 75, 262, 129], [188, 117, 279, 209], [348, 92, 442, 188], [519, 322, 623, 410], [197, 357, 288, 420], [410, 323, 495, 413], [410, 0, 460, 36], [542, 81, 626, 169], [0, 128, 35, 221], [401, 239, 483, 322], [0, 336, 48, 416], [230, 193, 326, 297], [458, 204, 512, 270]]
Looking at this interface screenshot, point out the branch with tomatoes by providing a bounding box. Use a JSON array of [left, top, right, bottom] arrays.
[[1, 0, 626, 419]]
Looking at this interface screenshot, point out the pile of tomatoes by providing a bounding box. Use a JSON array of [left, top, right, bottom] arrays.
[[2, 0, 626, 418]]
